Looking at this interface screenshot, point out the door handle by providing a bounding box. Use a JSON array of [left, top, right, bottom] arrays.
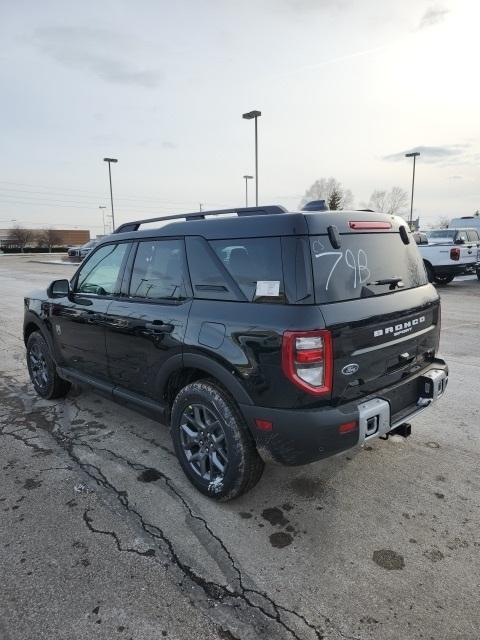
[[145, 321, 174, 333]]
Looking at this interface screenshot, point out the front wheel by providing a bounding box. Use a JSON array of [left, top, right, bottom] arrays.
[[170, 380, 264, 500], [26, 332, 71, 399]]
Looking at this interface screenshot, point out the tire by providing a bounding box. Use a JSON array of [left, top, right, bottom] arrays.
[[170, 380, 264, 500], [434, 274, 455, 285], [26, 332, 71, 399], [477, 269, 480, 281], [425, 262, 435, 283]]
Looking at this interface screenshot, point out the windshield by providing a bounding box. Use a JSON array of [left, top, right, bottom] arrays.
[[427, 230, 456, 239], [310, 233, 428, 304]]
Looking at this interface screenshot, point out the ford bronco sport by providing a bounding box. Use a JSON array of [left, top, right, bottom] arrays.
[[24, 205, 448, 499]]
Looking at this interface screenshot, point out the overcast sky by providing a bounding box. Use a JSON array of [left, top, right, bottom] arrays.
[[1, 0, 478, 235]]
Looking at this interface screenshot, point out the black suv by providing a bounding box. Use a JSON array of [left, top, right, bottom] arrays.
[[24, 205, 448, 499]]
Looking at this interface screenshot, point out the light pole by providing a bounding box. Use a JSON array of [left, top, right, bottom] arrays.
[[243, 175, 253, 207], [99, 206, 107, 235], [103, 157, 118, 230], [405, 151, 420, 227], [242, 110, 261, 206]]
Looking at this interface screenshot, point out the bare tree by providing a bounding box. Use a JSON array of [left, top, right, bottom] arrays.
[[426, 217, 449, 229], [367, 187, 408, 215], [7, 226, 33, 252], [437, 216, 450, 229], [37, 228, 61, 253], [299, 177, 354, 211]]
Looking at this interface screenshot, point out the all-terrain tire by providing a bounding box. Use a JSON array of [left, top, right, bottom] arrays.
[[26, 332, 71, 399], [170, 379, 264, 500]]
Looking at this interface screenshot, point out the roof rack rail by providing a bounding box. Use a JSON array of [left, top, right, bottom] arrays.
[[114, 205, 288, 234]]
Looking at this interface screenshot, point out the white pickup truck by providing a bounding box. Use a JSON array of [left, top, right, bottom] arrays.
[[416, 227, 480, 284]]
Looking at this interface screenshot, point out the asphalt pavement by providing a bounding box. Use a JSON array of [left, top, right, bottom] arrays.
[[1, 255, 479, 640]]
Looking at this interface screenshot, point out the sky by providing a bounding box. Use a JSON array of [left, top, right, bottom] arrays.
[[0, 0, 478, 236]]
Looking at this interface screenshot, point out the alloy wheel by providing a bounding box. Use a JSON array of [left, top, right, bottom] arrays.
[[179, 403, 228, 482], [29, 343, 49, 391]]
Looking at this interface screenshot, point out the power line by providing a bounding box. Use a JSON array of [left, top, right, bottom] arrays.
[[0, 194, 234, 215], [0, 180, 208, 206], [0, 192, 195, 211], [0, 219, 103, 229]]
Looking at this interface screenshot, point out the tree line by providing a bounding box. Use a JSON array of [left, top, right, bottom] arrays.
[[3, 227, 64, 252], [299, 177, 409, 215]]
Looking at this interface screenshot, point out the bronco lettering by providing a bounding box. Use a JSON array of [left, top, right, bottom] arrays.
[[373, 316, 425, 338]]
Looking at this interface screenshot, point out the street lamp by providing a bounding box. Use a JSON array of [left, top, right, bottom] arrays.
[[103, 157, 118, 230], [242, 110, 261, 206], [99, 206, 108, 235], [405, 151, 420, 227], [243, 175, 253, 208]]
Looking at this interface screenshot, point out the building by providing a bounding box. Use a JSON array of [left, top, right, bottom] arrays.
[[0, 228, 90, 249]]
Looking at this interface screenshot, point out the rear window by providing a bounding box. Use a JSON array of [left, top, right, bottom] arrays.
[[310, 233, 428, 303], [427, 230, 456, 240], [210, 237, 285, 302]]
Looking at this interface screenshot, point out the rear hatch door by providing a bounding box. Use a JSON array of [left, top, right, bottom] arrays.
[[307, 218, 440, 407]]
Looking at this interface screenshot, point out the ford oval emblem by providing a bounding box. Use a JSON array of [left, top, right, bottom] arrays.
[[342, 363, 359, 376]]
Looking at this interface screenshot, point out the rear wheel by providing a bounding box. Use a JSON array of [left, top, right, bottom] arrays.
[[434, 274, 455, 285], [26, 332, 71, 399], [170, 380, 264, 500]]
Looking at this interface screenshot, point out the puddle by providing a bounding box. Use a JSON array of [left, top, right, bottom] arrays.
[[137, 468, 162, 483]]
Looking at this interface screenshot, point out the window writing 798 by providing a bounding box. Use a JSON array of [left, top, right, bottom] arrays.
[[312, 240, 371, 290]]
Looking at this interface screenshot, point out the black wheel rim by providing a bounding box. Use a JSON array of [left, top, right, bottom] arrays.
[[29, 343, 49, 391], [179, 404, 228, 484]]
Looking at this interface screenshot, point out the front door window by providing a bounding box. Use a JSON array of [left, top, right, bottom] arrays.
[[76, 243, 129, 296]]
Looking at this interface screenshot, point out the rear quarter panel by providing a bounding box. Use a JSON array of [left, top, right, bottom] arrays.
[[184, 299, 329, 409]]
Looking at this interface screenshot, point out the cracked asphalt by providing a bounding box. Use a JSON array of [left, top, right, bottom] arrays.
[[1, 255, 479, 640]]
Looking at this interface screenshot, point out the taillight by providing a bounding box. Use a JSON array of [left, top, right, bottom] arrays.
[[282, 330, 332, 395], [450, 247, 460, 261]]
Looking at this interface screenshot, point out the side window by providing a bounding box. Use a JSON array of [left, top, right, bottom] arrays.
[[76, 243, 129, 296], [129, 239, 187, 301], [209, 237, 285, 302], [185, 236, 240, 301], [467, 230, 479, 243], [457, 231, 468, 243]]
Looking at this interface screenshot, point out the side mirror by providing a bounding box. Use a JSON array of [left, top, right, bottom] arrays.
[[455, 238, 465, 245], [47, 279, 71, 299]]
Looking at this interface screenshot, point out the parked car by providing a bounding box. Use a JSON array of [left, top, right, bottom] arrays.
[[23, 205, 448, 500], [68, 239, 99, 259], [413, 231, 428, 246], [420, 228, 480, 284]]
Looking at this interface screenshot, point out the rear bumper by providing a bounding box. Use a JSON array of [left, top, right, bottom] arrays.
[[435, 262, 479, 276], [240, 358, 448, 466]]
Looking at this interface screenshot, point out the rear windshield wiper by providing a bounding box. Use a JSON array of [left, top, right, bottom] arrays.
[[368, 277, 404, 289]]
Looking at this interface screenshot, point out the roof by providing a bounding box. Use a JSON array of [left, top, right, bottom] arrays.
[[100, 206, 404, 244]]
